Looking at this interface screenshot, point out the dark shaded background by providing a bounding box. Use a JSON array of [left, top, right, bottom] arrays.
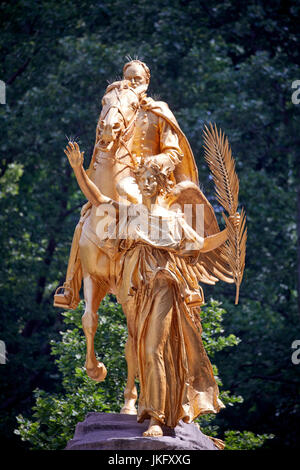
[[0, 0, 299, 450]]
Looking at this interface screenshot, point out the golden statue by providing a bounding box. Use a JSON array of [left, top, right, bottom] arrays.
[[54, 61, 247, 441], [54, 60, 199, 312], [64, 140, 240, 438]]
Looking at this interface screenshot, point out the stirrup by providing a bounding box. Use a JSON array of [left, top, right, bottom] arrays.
[[54, 283, 78, 310]]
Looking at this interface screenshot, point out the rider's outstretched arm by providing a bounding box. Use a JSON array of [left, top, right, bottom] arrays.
[[64, 141, 112, 207]]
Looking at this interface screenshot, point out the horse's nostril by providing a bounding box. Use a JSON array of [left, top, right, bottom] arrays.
[[101, 135, 113, 144]]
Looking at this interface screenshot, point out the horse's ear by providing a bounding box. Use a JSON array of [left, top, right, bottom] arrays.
[[122, 79, 131, 89], [105, 79, 132, 94], [105, 80, 123, 93]]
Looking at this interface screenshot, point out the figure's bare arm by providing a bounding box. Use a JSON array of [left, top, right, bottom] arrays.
[[201, 213, 240, 253], [64, 142, 115, 208]]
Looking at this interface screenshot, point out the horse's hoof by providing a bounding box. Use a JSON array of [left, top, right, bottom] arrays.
[[120, 405, 137, 415], [86, 362, 107, 382]]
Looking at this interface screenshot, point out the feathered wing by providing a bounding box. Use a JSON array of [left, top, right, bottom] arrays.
[[168, 181, 235, 286], [170, 123, 247, 304]]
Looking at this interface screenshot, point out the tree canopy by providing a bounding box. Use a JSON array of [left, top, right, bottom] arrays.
[[0, 0, 299, 450]]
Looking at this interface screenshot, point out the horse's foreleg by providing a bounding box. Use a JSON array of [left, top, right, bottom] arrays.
[[121, 333, 138, 415], [82, 274, 108, 382]]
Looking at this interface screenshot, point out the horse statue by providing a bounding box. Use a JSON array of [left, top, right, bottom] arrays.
[[56, 78, 245, 422], [54, 80, 145, 414]]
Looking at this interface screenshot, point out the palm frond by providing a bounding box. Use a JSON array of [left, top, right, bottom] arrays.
[[202, 123, 247, 304], [203, 123, 239, 215], [222, 208, 247, 304]]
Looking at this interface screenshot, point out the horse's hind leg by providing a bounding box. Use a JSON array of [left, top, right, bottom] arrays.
[[120, 333, 138, 415], [82, 274, 109, 382]]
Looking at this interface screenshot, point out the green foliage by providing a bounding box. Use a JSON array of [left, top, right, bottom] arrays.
[[15, 387, 110, 451], [15, 297, 128, 450], [0, 162, 23, 199], [224, 430, 274, 451], [0, 0, 299, 451], [200, 299, 241, 357], [15, 298, 270, 450], [52, 297, 129, 406]]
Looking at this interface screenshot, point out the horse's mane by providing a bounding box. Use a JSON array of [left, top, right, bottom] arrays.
[[105, 79, 132, 96]]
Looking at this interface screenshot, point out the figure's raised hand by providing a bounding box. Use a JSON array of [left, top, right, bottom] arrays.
[[64, 141, 84, 169]]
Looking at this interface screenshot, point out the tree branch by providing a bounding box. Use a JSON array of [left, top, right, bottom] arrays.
[[6, 57, 32, 86]]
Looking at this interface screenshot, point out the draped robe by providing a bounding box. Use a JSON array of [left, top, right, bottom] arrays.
[[82, 202, 225, 426]]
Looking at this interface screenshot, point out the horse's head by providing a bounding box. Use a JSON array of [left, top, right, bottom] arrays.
[[97, 81, 140, 152]]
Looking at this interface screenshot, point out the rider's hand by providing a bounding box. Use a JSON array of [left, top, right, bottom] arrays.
[[64, 141, 84, 169], [144, 156, 161, 172]]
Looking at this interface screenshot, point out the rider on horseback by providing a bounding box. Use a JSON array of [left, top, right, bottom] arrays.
[[54, 60, 199, 309]]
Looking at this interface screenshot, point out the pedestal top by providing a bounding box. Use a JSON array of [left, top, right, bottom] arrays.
[[66, 412, 219, 450]]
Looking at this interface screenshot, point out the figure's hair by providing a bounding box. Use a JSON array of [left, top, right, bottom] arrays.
[[123, 60, 151, 83], [134, 160, 173, 195]]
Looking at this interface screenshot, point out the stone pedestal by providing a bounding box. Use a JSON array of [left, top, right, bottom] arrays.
[[66, 412, 219, 450]]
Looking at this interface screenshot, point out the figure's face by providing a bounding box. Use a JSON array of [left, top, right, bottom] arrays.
[[137, 168, 158, 198], [124, 63, 149, 89]]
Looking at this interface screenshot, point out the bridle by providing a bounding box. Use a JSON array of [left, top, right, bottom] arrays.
[[101, 85, 139, 130], [98, 85, 140, 169]]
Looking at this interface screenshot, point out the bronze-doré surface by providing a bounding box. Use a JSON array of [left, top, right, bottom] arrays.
[[55, 60, 246, 441]]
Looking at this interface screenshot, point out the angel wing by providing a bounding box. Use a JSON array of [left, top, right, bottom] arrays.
[[168, 181, 235, 286], [170, 123, 247, 305]]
